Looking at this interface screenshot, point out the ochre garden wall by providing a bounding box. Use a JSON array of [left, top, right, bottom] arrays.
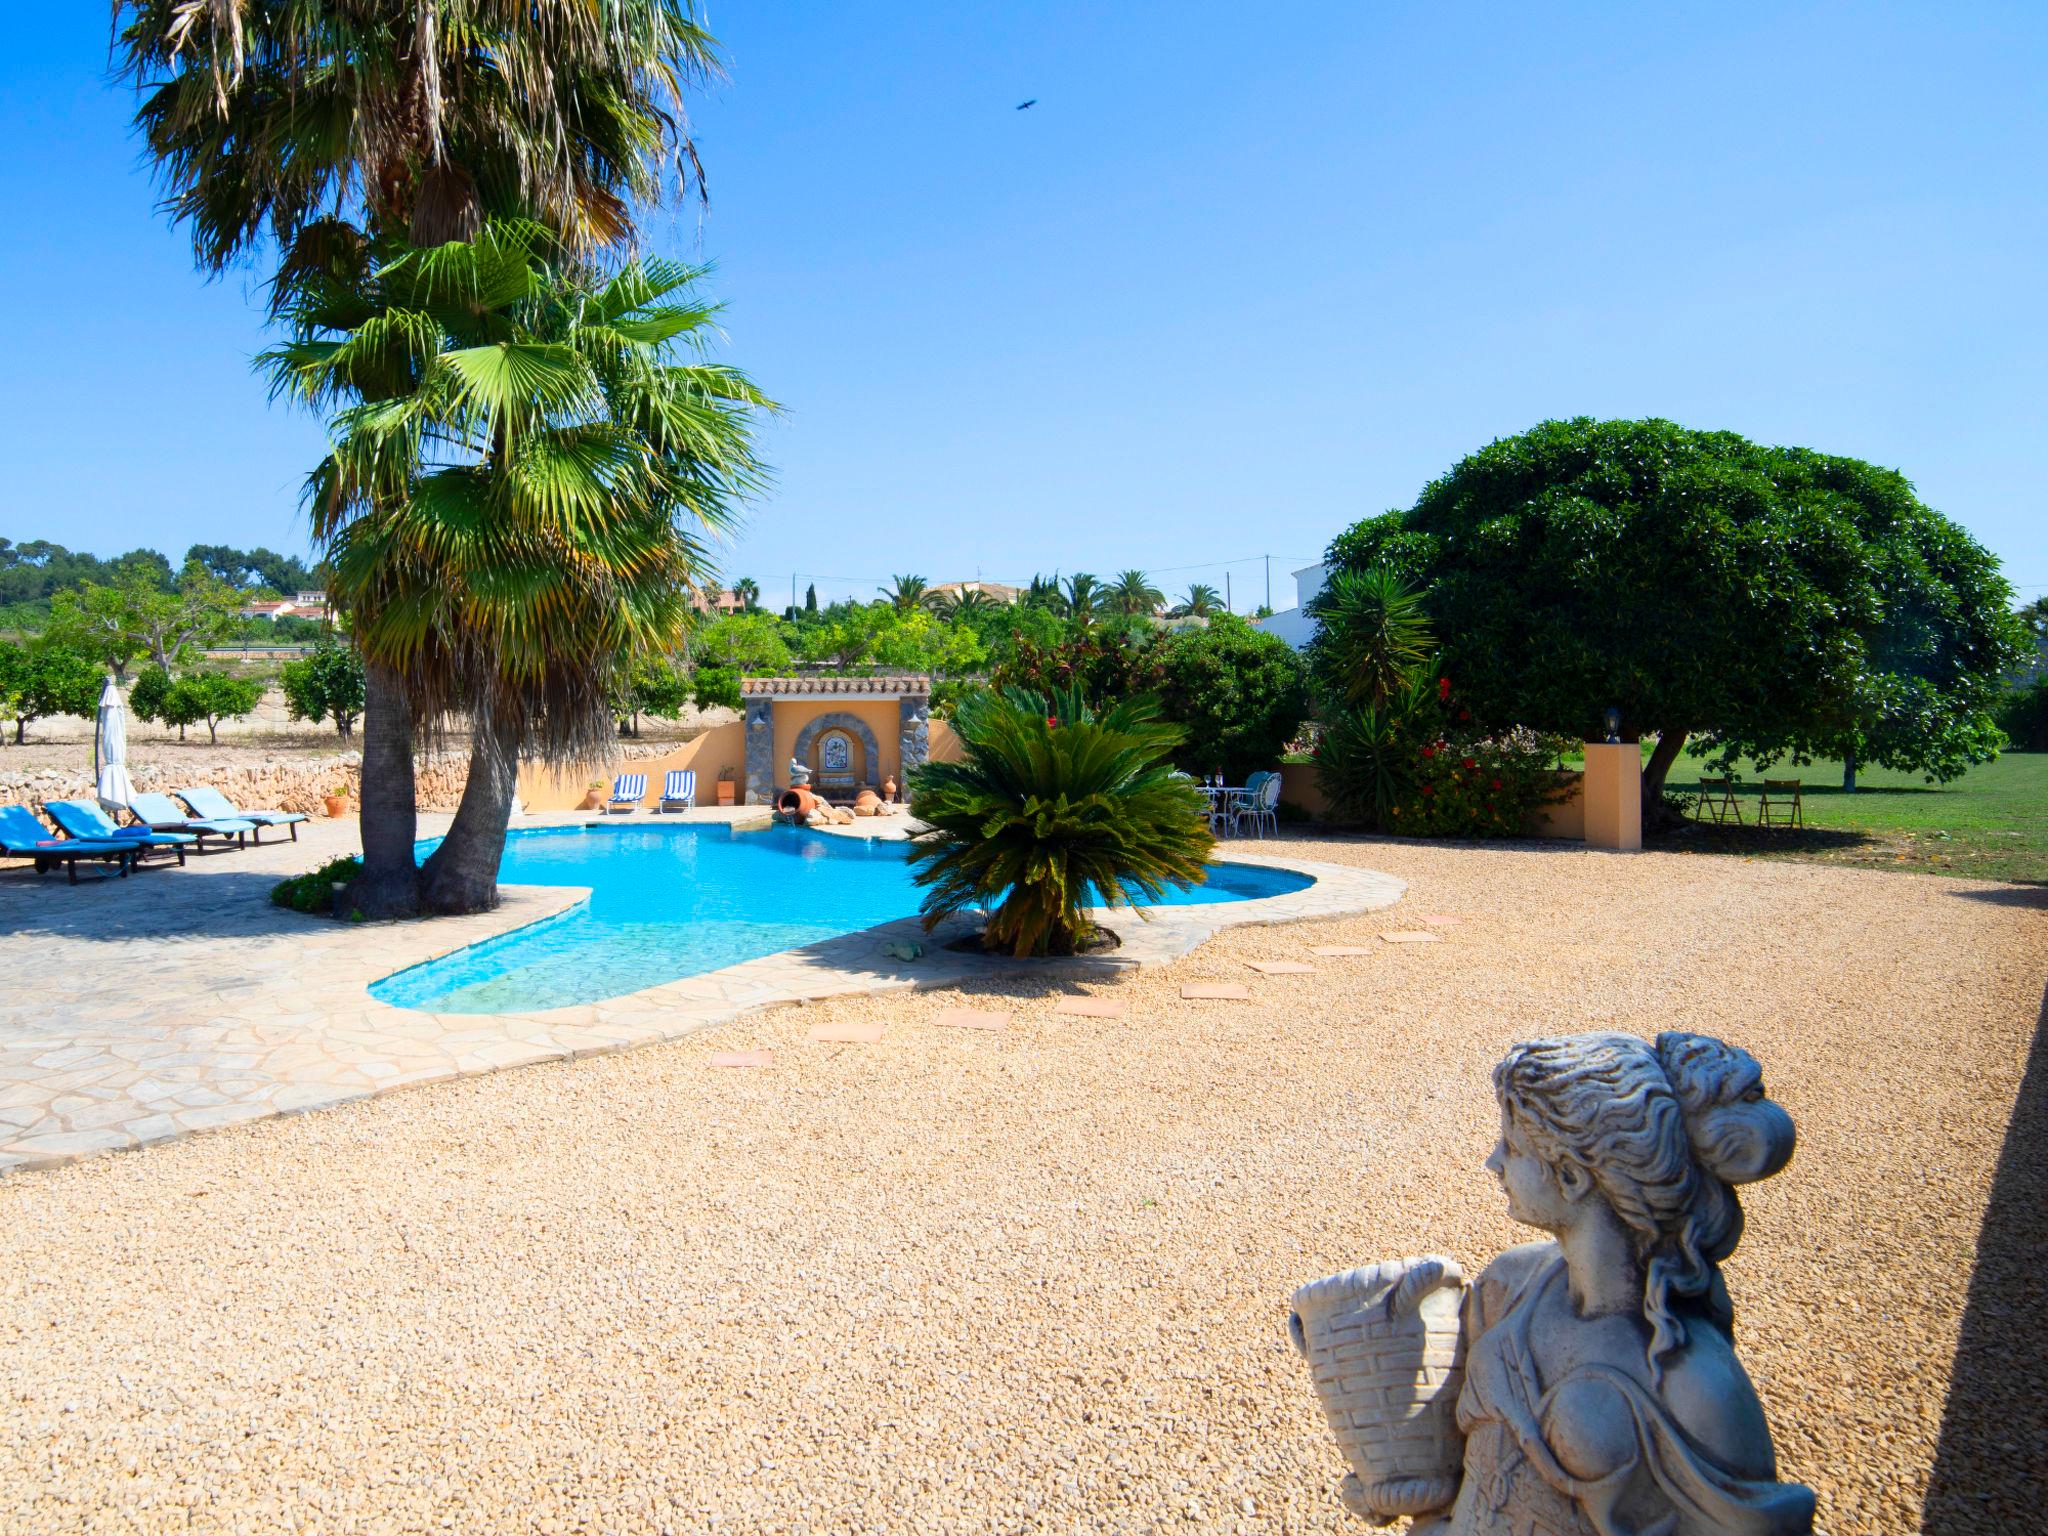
[[1278, 762, 1586, 838], [770, 700, 906, 793], [515, 722, 748, 812]]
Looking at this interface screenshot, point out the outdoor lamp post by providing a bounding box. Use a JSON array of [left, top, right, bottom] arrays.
[[1603, 707, 1622, 744]]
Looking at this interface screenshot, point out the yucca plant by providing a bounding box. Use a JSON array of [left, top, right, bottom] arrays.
[[1307, 566, 1435, 708], [1313, 666, 1440, 828], [907, 686, 1215, 957]]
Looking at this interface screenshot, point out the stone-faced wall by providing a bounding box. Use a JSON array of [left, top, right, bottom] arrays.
[[899, 695, 930, 780], [0, 752, 469, 819], [743, 698, 776, 806]]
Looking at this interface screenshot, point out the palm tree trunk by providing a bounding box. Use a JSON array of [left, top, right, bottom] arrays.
[[348, 660, 422, 919], [417, 713, 520, 915]]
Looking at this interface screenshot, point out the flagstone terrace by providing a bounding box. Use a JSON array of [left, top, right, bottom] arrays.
[[0, 812, 1400, 1175]]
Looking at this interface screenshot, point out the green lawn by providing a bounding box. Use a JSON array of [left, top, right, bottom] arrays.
[[1653, 750, 2048, 885]]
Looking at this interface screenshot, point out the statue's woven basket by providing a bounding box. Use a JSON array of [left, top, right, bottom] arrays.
[[1288, 1254, 1468, 1519]]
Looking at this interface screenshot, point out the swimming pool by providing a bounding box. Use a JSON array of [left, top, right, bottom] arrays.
[[371, 822, 1314, 1014]]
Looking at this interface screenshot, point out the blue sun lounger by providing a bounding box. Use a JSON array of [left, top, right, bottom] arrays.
[[0, 805, 139, 882], [174, 785, 308, 843], [42, 800, 191, 866], [125, 790, 255, 851], [607, 773, 648, 813], [659, 769, 697, 813]]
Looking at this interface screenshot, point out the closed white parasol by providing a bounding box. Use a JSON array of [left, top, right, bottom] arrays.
[[94, 675, 136, 814]]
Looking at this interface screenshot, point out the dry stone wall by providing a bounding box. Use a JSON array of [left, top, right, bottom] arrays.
[[4, 736, 706, 820], [0, 752, 473, 818]]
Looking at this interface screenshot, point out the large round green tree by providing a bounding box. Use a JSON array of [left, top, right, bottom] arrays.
[[1328, 418, 2027, 801], [1153, 615, 1310, 782]]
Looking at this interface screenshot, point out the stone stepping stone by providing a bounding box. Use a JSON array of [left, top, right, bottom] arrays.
[[808, 1022, 886, 1044], [1310, 945, 1374, 957], [1423, 914, 1463, 926], [1245, 960, 1318, 975], [934, 1007, 1011, 1032], [1180, 982, 1251, 1000], [707, 1050, 774, 1068], [1054, 997, 1126, 1019], [1380, 931, 1442, 944]]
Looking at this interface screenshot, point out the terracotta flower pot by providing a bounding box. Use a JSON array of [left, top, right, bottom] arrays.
[[576, 788, 605, 811], [716, 780, 736, 805], [323, 794, 348, 818]]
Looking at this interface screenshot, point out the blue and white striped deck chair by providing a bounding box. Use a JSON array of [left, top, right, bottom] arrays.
[[606, 772, 648, 813], [659, 769, 697, 813]]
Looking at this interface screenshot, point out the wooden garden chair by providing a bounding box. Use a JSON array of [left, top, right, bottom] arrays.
[[1695, 776, 1743, 825], [1758, 779, 1805, 830]]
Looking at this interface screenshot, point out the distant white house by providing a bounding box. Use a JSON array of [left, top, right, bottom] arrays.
[[239, 591, 329, 623], [1252, 563, 1326, 650]]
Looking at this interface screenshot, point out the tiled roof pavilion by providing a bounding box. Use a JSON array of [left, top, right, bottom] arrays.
[[740, 676, 930, 697], [740, 677, 933, 804]]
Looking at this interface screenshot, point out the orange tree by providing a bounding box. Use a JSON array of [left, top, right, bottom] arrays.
[[1330, 418, 2028, 804]]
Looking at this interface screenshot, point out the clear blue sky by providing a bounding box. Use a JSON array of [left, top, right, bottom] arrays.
[[2, 3, 2041, 612]]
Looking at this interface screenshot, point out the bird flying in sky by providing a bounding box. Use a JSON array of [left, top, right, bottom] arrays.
[[1016, 99, 1036, 110]]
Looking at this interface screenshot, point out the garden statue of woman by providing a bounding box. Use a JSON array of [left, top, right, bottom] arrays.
[[1290, 1032, 1816, 1535]]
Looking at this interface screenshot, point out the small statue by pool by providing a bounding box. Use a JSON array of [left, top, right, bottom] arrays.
[[1289, 1030, 1815, 1535]]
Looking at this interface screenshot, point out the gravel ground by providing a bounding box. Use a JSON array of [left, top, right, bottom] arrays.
[[1, 835, 2040, 1535]]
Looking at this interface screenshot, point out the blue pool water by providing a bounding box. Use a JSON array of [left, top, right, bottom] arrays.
[[371, 822, 1313, 1014]]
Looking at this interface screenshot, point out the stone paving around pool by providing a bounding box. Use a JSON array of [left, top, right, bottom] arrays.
[[0, 810, 1402, 1175]]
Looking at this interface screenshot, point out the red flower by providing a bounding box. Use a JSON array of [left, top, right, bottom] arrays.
[[1420, 745, 1435, 759], [1439, 677, 1451, 701], [1422, 784, 1435, 796], [1046, 716, 1058, 727], [1492, 778, 1503, 790], [1461, 757, 1476, 770]]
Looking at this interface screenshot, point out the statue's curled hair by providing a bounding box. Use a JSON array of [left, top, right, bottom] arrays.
[[1493, 1032, 1796, 1378]]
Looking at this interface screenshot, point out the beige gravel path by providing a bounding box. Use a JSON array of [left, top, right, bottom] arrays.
[[2, 836, 2041, 1535]]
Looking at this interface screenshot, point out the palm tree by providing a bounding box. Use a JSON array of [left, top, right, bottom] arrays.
[[114, 1, 723, 918], [1063, 573, 1104, 627], [1112, 570, 1165, 617], [1177, 583, 1220, 618], [944, 588, 1000, 618], [266, 223, 770, 912], [1024, 573, 1066, 613], [732, 576, 761, 611], [881, 574, 932, 612], [907, 687, 1214, 956], [113, 2, 718, 266]]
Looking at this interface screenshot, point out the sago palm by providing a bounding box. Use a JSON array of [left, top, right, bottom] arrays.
[[1112, 570, 1165, 616], [906, 687, 1215, 957], [265, 221, 771, 910]]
